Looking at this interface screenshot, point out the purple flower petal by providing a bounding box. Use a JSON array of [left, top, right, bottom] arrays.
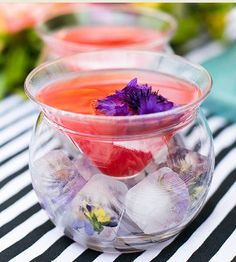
[[73, 219, 85, 229], [84, 221, 95, 236], [96, 94, 129, 116], [96, 78, 174, 116], [86, 204, 93, 212]]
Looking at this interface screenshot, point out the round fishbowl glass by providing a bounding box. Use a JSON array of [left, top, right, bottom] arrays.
[[25, 50, 214, 253], [36, 4, 177, 60]]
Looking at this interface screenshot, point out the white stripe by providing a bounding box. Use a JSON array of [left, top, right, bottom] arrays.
[[34, 139, 61, 161], [0, 101, 36, 129], [0, 130, 31, 162], [208, 149, 236, 199], [0, 150, 29, 182], [214, 124, 236, 156], [0, 190, 38, 227], [92, 253, 120, 262], [167, 183, 236, 262], [209, 229, 236, 262], [0, 209, 48, 252], [31, 129, 55, 156], [133, 238, 176, 262], [0, 114, 36, 145], [52, 243, 86, 262], [0, 96, 22, 115], [207, 116, 226, 134], [10, 227, 64, 262], [0, 171, 31, 205], [201, 122, 236, 159]]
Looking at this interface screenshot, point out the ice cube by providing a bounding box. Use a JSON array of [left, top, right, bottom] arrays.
[[151, 135, 186, 169], [125, 167, 190, 234], [32, 150, 86, 219], [63, 174, 128, 242], [72, 156, 99, 181], [167, 147, 209, 185]]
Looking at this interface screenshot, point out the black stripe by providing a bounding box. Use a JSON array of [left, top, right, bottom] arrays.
[[0, 146, 28, 166], [114, 251, 144, 262], [150, 168, 236, 262], [231, 256, 236, 262], [0, 99, 23, 117], [0, 203, 41, 238], [73, 249, 102, 262], [188, 207, 236, 262], [31, 236, 74, 262], [0, 110, 37, 132], [0, 126, 32, 148], [0, 164, 29, 189], [193, 141, 201, 152], [185, 123, 197, 137], [215, 140, 236, 167], [0, 220, 54, 261], [0, 184, 32, 212], [213, 122, 233, 139]]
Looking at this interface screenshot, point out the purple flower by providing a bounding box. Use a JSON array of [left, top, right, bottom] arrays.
[[95, 78, 174, 116], [73, 219, 94, 236], [96, 94, 129, 116]]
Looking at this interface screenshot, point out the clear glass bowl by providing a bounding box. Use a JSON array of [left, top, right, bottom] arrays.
[[36, 4, 177, 60], [25, 50, 214, 253]]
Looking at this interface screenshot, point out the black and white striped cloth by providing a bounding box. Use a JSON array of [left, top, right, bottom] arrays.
[[0, 95, 235, 262]]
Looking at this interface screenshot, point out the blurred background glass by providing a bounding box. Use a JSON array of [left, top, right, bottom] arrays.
[[37, 5, 177, 60], [0, 3, 235, 104]]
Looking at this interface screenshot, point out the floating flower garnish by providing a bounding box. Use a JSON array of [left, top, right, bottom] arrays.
[[96, 78, 174, 116]]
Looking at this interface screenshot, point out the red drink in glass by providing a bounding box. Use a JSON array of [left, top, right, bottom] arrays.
[[37, 70, 201, 177]]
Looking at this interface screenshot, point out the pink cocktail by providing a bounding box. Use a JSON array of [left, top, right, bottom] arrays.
[[37, 70, 200, 177], [37, 5, 177, 59]]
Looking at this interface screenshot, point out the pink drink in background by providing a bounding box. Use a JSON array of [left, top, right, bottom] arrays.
[[47, 26, 168, 56]]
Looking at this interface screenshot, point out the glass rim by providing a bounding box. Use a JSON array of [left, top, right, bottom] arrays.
[[36, 5, 177, 51], [25, 49, 212, 123]]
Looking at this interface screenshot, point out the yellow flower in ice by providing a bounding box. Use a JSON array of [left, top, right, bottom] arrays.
[[93, 207, 110, 224]]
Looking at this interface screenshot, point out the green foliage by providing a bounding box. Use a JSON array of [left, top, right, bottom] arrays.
[[0, 29, 42, 99], [160, 3, 235, 54]]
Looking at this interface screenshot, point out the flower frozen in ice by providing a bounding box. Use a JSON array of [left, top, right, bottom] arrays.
[[65, 174, 128, 239], [125, 167, 190, 234], [167, 147, 209, 184]]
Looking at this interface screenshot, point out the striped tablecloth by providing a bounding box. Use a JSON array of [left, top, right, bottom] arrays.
[[0, 95, 235, 262]]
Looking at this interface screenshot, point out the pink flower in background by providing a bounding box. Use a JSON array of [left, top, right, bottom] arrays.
[[0, 3, 80, 34]]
